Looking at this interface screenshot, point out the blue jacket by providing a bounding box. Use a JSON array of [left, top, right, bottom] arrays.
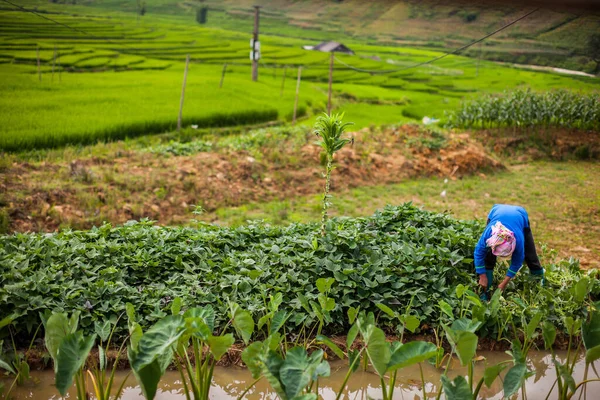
[[474, 204, 530, 278]]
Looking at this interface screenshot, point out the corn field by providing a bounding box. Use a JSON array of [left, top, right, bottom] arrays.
[[447, 89, 600, 131]]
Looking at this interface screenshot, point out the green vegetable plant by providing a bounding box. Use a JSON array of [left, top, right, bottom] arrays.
[[313, 112, 353, 236], [295, 278, 337, 347]]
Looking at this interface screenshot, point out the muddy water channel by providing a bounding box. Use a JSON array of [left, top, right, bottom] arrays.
[[5, 351, 600, 399]]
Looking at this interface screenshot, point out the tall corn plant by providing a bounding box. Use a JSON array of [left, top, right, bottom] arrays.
[[314, 113, 353, 236]]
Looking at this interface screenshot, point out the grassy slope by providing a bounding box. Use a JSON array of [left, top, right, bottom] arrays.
[[1, 4, 599, 150]]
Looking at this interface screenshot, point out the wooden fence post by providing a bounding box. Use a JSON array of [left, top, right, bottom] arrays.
[[177, 55, 190, 131], [292, 66, 302, 125], [219, 63, 227, 88], [280, 66, 286, 97]]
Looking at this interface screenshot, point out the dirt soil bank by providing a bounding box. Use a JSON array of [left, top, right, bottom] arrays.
[[1, 125, 501, 233]]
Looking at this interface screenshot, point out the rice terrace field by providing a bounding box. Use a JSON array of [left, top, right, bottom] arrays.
[[0, 0, 600, 399]]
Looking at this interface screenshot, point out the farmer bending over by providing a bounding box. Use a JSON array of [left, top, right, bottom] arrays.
[[475, 204, 544, 297]]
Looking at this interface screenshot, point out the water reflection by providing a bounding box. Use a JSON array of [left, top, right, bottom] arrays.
[[3, 351, 599, 399]]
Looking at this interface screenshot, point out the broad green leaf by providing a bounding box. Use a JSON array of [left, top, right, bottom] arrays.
[[347, 323, 359, 350], [280, 347, 322, 400], [438, 300, 454, 319], [362, 325, 390, 377], [489, 289, 502, 317], [451, 318, 482, 333], [94, 320, 111, 343], [170, 297, 182, 316], [455, 284, 466, 299], [376, 303, 396, 318], [55, 332, 96, 396], [297, 294, 311, 314], [583, 302, 600, 351], [316, 334, 345, 360], [316, 277, 335, 294], [466, 295, 482, 307], [503, 363, 527, 398], [130, 315, 185, 371], [126, 303, 136, 323], [347, 306, 359, 324], [269, 293, 283, 313], [441, 375, 472, 400], [0, 316, 13, 330], [184, 306, 215, 332], [265, 332, 283, 351], [586, 344, 600, 364], [348, 349, 361, 372], [262, 350, 286, 400], [542, 321, 557, 350], [185, 317, 211, 340], [0, 359, 16, 375], [98, 345, 106, 371], [572, 277, 590, 303], [312, 360, 330, 380], [207, 334, 235, 361], [317, 294, 335, 312], [554, 360, 576, 393], [525, 312, 543, 340], [388, 341, 438, 371], [130, 322, 143, 351], [257, 313, 271, 331], [565, 316, 582, 337], [241, 341, 266, 379], [455, 331, 478, 366], [128, 347, 162, 400], [403, 315, 420, 333], [44, 313, 72, 364], [294, 394, 317, 400], [229, 302, 254, 345], [509, 340, 525, 364], [270, 311, 288, 335], [483, 363, 507, 388]]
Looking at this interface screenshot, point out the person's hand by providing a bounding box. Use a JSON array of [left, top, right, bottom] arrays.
[[498, 276, 511, 291], [478, 273, 488, 289]]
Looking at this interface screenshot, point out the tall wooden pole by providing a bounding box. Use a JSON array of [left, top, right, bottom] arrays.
[[251, 6, 260, 82], [292, 66, 302, 125], [280, 66, 286, 97], [327, 51, 334, 115], [37, 47, 41, 82], [177, 55, 190, 131], [219, 63, 227, 88]]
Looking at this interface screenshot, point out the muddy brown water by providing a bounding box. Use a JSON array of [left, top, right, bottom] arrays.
[[3, 351, 599, 399]]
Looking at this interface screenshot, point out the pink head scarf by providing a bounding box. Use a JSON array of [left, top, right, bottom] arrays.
[[486, 221, 516, 257]]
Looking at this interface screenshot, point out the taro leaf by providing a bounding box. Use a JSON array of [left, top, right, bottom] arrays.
[[269, 293, 283, 313], [241, 341, 266, 379], [509, 340, 525, 365], [456, 284, 466, 299], [317, 294, 335, 312], [483, 363, 507, 388], [441, 375, 472, 400], [316, 334, 345, 360], [503, 363, 527, 398], [542, 321, 557, 350], [128, 347, 162, 400], [45, 313, 74, 364], [348, 349, 361, 372], [294, 394, 317, 400], [489, 289, 502, 317], [266, 332, 283, 351], [270, 311, 289, 335], [451, 318, 482, 333], [438, 300, 454, 319], [316, 278, 335, 294], [99, 345, 106, 371], [454, 331, 478, 367], [17, 361, 29, 382], [565, 316, 582, 337], [229, 302, 254, 345], [130, 322, 143, 351], [262, 350, 286, 400], [0, 359, 16, 375], [0, 316, 13, 330], [376, 303, 396, 318], [207, 334, 234, 361], [312, 360, 330, 380], [583, 302, 600, 351], [388, 341, 437, 371], [297, 294, 312, 315], [402, 315, 420, 333], [170, 297, 182, 316], [184, 306, 215, 332], [525, 312, 543, 340], [347, 306, 359, 324], [55, 332, 96, 396], [130, 315, 185, 372], [572, 277, 590, 303], [347, 323, 359, 350], [585, 344, 600, 364], [94, 320, 111, 343], [280, 347, 323, 400], [362, 325, 390, 377], [185, 317, 211, 341], [466, 295, 482, 308], [258, 313, 272, 331], [554, 361, 576, 394]]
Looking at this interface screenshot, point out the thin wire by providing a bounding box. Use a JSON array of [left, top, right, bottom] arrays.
[[0, 0, 142, 51], [334, 7, 540, 75]]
